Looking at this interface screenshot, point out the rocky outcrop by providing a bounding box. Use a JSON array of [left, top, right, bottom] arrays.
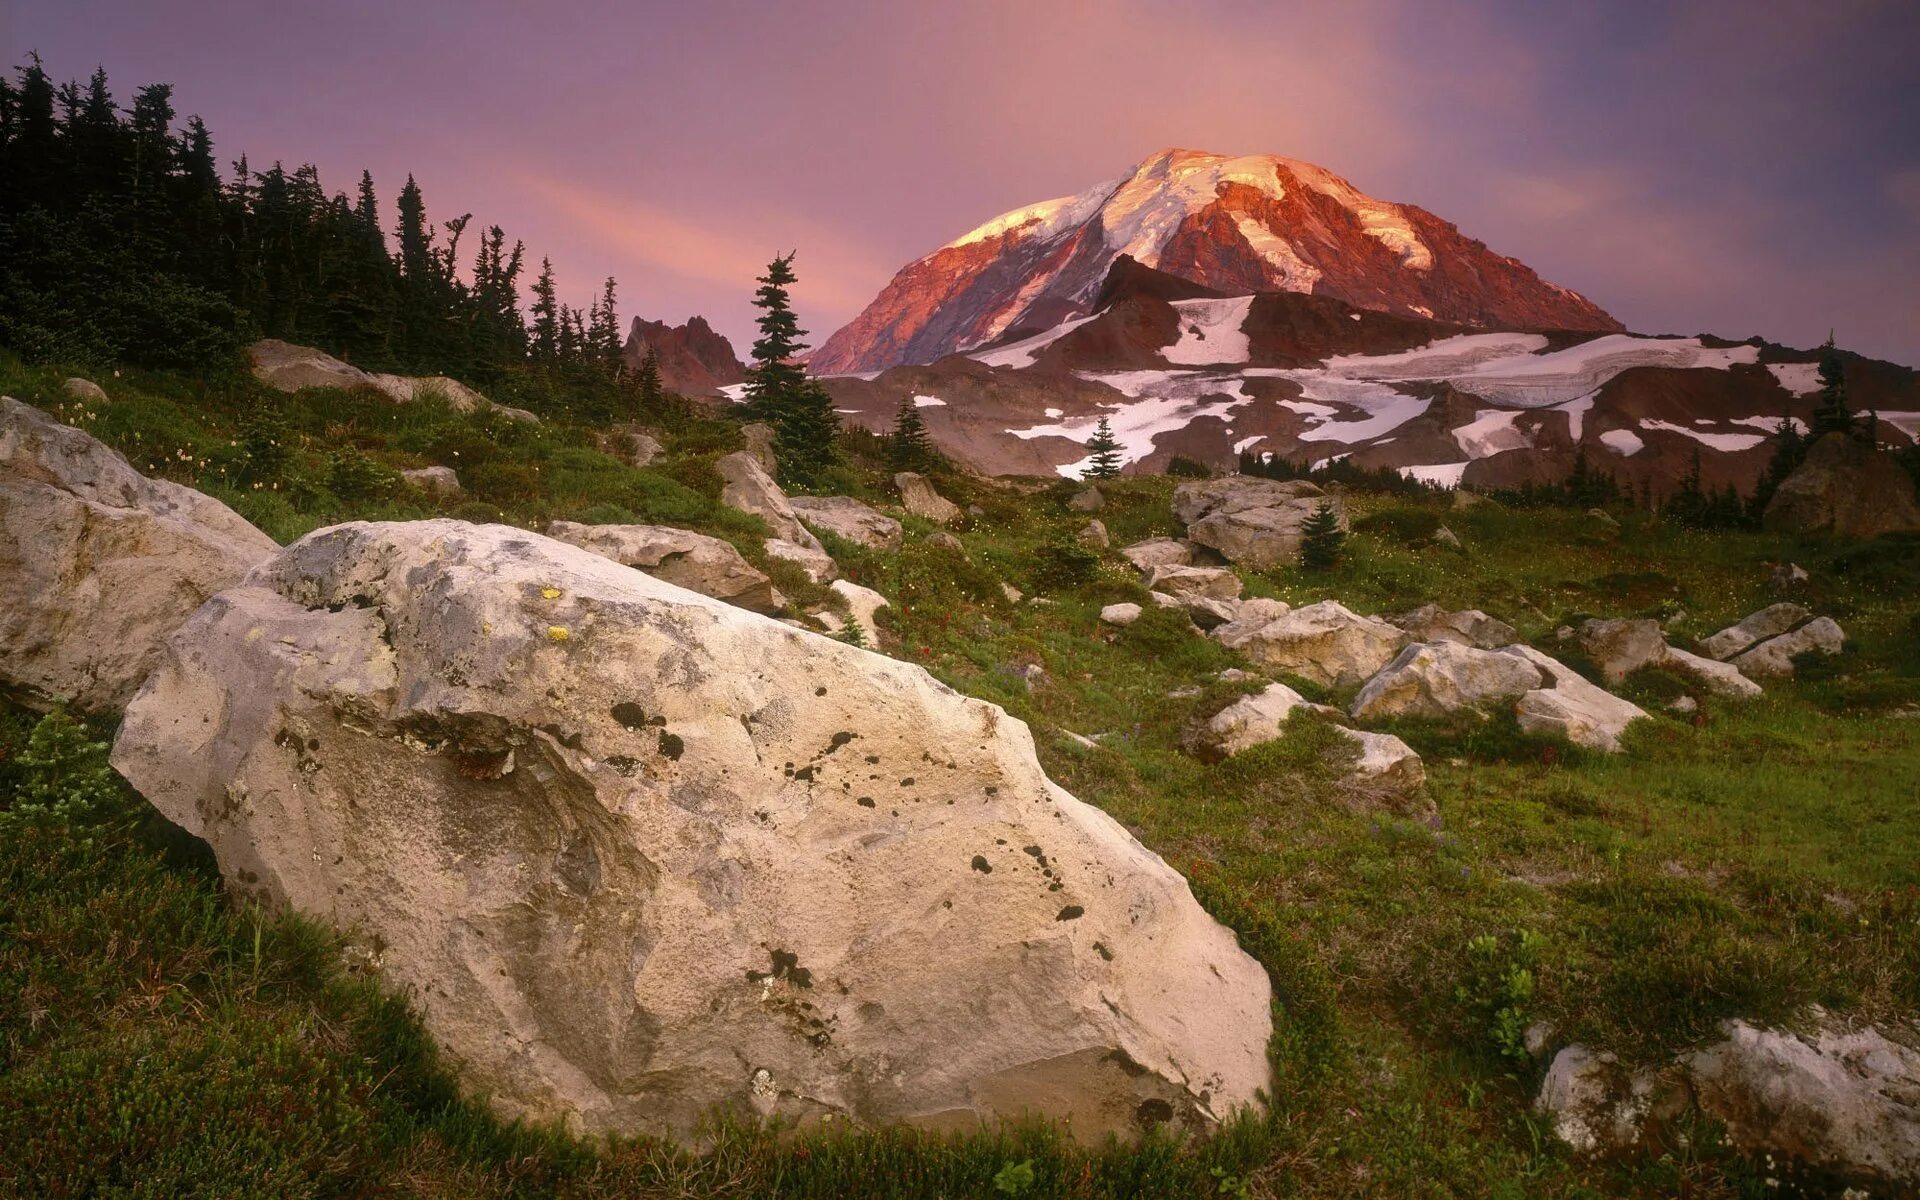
[[1175, 477, 1344, 569], [1664, 646, 1764, 699], [402, 466, 463, 500], [1212, 600, 1406, 689], [1349, 641, 1545, 721], [248, 339, 538, 422], [1388, 604, 1517, 650], [1196, 683, 1340, 758], [546, 521, 782, 614], [1729, 616, 1845, 679], [1141, 565, 1242, 603], [0, 396, 277, 712], [894, 473, 962, 525], [827, 579, 889, 644], [765, 537, 839, 584], [620, 315, 746, 396], [790, 496, 904, 551], [717, 452, 823, 551], [1119, 538, 1194, 572], [1498, 645, 1648, 752], [607, 427, 664, 468], [1763, 433, 1920, 538], [1575, 618, 1670, 684], [1699, 603, 1811, 661], [109, 520, 1273, 1140]]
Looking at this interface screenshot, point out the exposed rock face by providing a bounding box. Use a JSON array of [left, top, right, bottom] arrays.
[[740, 424, 778, 474], [717, 452, 823, 550], [789, 496, 903, 551], [109, 520, 1273, 1139], [1498, 645, 1648, 752], [1685, 1019, 1920, 1187], [1388, 604, 1517, 650], [894, 472, 962, 525], [1197, 683, 1338, 758], [1176, 477, 1343, 569], [1576, 618, 1670, 684], [1699, 603, 1811, 661], [827, 579, 889, 644], [1349, 641, 1544, 721], [1141, 565, 1241, 602], [1119, 538, 1194, 571], [1664, 647, 1763, 698], [765, 538, 839, 585], [1213, 600, 1406, 689], [0, 396, 277, 712], [402, 466, 463, 500], [248, 339, 538, 422], [1729, 616, 1845, 679], [545, 521, 782, 615], [620, 315, 746, 396], [813, 148, 1619, 374], [1763, 433, 1920, 538]]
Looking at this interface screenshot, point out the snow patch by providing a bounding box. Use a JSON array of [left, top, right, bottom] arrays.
[[1013, 370, 1252, 479], [1162, 295, 1256, 365], [1766, 362, 1821, 396], [1440, 335, 1761, 408], [946, 180, 1119, 250], [1326, 332, 1549, 378], [912, 394, 947, 407], [1453, 409, 1532, 459], [1599, 428, 1645, 456], [1241, 368, 1432, 442], [969, 312, 1103, 369], [1642, 420, 1766, 452], [1230, 212, 1322, 289], [1398, 462, 1469, 487], [718, 383, 751, 403], [1730, 415, 1807, 436], [1555, 391, 1598, 442], [1877, 411, 1920, 439]]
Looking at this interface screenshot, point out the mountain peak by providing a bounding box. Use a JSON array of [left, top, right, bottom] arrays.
[[813, 151, 1619, 375]]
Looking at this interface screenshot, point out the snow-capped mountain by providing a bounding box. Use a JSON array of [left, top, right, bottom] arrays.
[[812, 148, 1620, 375], [810, 258, 1920, 494]]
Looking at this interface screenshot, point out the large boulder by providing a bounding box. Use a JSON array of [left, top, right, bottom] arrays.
[[1388, 604, 1518, 650], [608, 427, 664, 468], [765, 537, 839, 585], [110, 520, 1272, 1140], [1698, 603, 1812, 661], [1195, 683, 1339, 758], [1685, 1019, 1920, 1188], [1349, 641, 1545, 721], [1175, 477, 1343, 569], [740, 423, 778, 473], [1141, 565, 1242, 602], [1119, 538, 1194, 572], [248, 338, 368, 392], [717, 452, 823, 551], [1497, 645, 1648, 753], [827, 579, 889, 644], [1212, 600, 1407, 689], [1575, 618, 1670, 684], [894, 472, 963, 525], [546, 520, 782, 614], [1729, 616, 1845, 679], [789, 496, 903, 551], [1763, 433, 1920, 538], [1663, 646, 1764, 699], [0, 397, 277, 711]]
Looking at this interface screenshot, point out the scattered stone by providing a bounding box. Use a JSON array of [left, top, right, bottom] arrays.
[[999, 582, 1023, 604], [894, 472, 962, 524], [110, 520, 1274, 1140], [1699, 603, 1812, 661], [1077, 519, 1110, 549], [926, 530, 966, 554], [1, 396, 278, 712], [1196, 683, 1341, 758], [1389, 604, 1518, 650], [1497, 645, 1649, 753], [1175, 476, 1344, 569], [1668, 695, 1699, 714], [1576, 618, 1670, 684], [789, 496, 903, 551], [1763, 432, 1920, 538], [248, 339, 539, 421], [740, 423, 778, 473], [765, 537, 839, 584], [1068, 487, 1104, 512], [828, 579, 889, 644], [609, 427, 664, 468], [1061, 730, 1100, 750], [1452, 489, 1490, 511], [1099, 603, 1143, 627], [1664, 647, 1763, 698], [1433, 525, 1463, 549], [1349, 641, 1545, 721], [1178, 596, 1241, 630], [1119, 538, 1194, 572], [546, 520, 783, 614], [1335, 728, 1427, 799], [62, 377, 107, 403], [1212, 600, 1407, 689], [1142, 565, 1242, 602], [401, 465, 463, 500], [1730, 616, 1845, 679], [717, 452, 822, 550], [1207, 598, 1292, 648], [1770, 561, 1811, 594], [1536, 1046, 1668, 1155], [1586, 507, 1621, 534]]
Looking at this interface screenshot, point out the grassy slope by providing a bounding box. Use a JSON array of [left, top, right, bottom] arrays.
[[2, 354, 1917, 1199]]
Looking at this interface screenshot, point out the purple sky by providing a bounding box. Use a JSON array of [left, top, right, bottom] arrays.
[[10, 0, 1920, 365]]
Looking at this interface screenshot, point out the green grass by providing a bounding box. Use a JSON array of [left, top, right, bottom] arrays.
[[3, 357, 1918, 1197]]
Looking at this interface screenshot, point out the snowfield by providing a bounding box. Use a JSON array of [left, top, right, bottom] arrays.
[[1642, 419, 1766, 452], [1162, 296, 1256, 365], [1599, 428, 1646, 456]]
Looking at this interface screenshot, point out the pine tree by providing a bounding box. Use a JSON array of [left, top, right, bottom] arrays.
[[529, 257, 559, 362], [1083, 417, 1123, 479], [589, 276, 621, 370], [1299, 501, 1346, 570], [636, 346, 663, 406], [742, 253, 838, 485], [1809, 335, 1854, 438], [1750, 414, 1807, 517], [890, 396, 936, 473]]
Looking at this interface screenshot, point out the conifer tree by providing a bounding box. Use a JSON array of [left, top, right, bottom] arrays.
[[890, 396, 936, 473], [637, 346, 664, 406], [1750, 414, 1807, 517], [743, 252, 838, 485], [529, 258, 559, 362], [1299, 501, 1346, 570], [1809, 335, 1855, 438], [1083, 417, 1123, 479], [590, 276, 621, 369]]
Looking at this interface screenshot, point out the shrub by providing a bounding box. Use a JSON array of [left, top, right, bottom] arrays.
[[1353, 506, 1443, 545], [325, 448, 398, 501], [1454, 929, 1546, 1062], [1031, 540, 1101, 592]]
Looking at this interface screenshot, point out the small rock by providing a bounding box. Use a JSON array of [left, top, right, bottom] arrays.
[[894, 472, 962, 524], [1433, 525, 1462, 549], [1061, 730, 1100, 750], [609, 427, 664, 468], [790, 496, 903, 551], [1000, 582, 1023, 604], [1668, 695, 1699, 714], [1664, 647, 1762, 698], [62, 377, 107, 403], [1176, 477, 1343, 569], [1077, 519, 1110, 549], [1586, 507, 1621, 534], [1099, 603, 1143, 627], [1730, 616, 1844, 679], [1452, 489, 1490, 511], [1119, 538, 1194, 572], [1197, 683, 1341, 758], [1700, 602, 1812, 661], [1350, 641, 1545, 721], [1068, 487, 1104, 512], [765, 537, 839, 584], [1141, 565, 1242, 602], [926, 531, 966, 554], [1213, 600, 1406, 689], [1498, 644, 1649, 753], [1576, 618, 1669, 684], [1770, 561, 1811, 594], [401, 465, 463, 500]]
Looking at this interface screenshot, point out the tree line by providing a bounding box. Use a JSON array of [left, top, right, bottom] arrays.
[[0, 56, 631, 418]]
